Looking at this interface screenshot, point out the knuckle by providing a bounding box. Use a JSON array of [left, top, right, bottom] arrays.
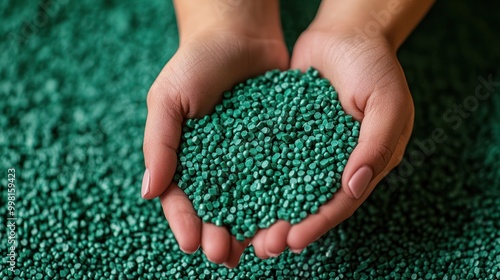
[[146, 81, 168, 107], [339, 197, 357, 220], [147, 63, 189, 109], [373, 143, 394, 169], [147, 63, 202, 118], [147, 82, 184, 121]]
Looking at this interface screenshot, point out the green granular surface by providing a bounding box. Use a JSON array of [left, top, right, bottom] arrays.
[[1, 0, 500, 279], [174, 69, 360, 240]]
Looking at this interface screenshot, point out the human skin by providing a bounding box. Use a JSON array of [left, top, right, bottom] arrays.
[[141, 0, 434, 267]]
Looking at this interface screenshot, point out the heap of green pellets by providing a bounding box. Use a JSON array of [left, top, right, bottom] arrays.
[[174, 68, 360, 240]]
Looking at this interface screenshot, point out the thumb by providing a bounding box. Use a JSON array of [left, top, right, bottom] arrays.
[[142, 80, 184, 199], [341, 84, 413, 200]]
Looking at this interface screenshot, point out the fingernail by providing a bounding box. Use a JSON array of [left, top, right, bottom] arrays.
[[141, 169, 150, 198], [291, 249, 302, 254], [348, 166, 373, 199], [180, 244, 199, 254], [267, 252, 279, 258]]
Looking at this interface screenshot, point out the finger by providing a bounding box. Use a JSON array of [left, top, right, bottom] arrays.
[[223, 238, 251, 269], [341, 81, 413, 199], [287, 189, 359, 251], [251, 229, 269, 259], [160, 183, 201, 253], [142, 79, 184, 199], [264, 220, 291, 257], [201, 223, 231, 264], [379, 116, 414, 180]]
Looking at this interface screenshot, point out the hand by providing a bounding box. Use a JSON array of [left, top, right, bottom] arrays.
[[252, 25, 414, 257], [141, 1, 288, 267]]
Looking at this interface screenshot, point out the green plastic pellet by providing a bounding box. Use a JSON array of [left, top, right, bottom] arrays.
[[304, 175, 312, 183], [305, 185, 314, 193], [295, 140, 304, 149]]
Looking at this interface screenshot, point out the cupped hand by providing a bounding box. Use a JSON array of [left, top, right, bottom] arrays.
[[142, 29, 288, 267], [252, 25, 414, 258]]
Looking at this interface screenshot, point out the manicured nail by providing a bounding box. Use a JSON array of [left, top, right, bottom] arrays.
[[348, 166, 373, 199], [141, 169, 150, 198]]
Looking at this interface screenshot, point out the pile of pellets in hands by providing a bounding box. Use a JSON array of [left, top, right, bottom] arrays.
[[174, 68, 360, 240]]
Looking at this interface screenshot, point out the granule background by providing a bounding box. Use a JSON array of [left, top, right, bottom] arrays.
[[0, 0, 499, 279]]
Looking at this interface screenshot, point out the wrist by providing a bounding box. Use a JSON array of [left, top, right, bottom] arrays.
[[308, 14, 394, 53], [309, 0, 434, 50], [306, 20, 395, 55], [174, 0, 283, 45]]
